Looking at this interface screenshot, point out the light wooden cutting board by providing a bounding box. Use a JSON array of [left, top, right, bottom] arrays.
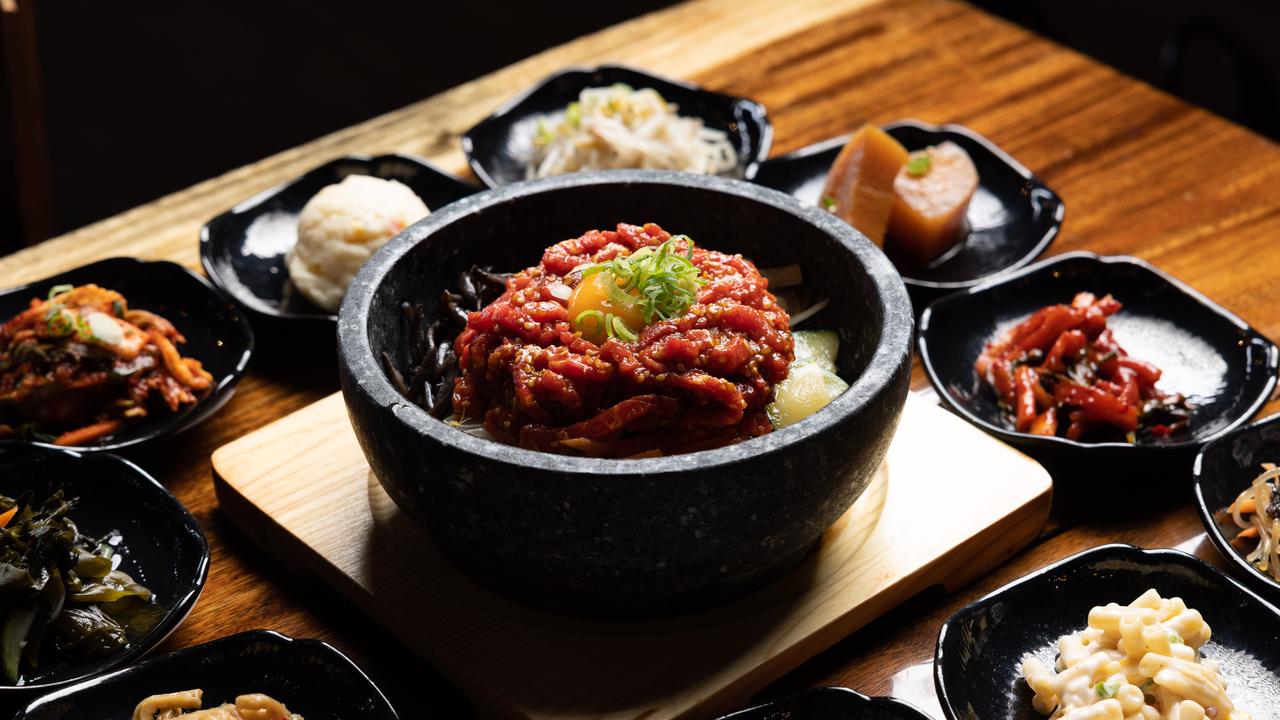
[[212, 392, 1051, 719]]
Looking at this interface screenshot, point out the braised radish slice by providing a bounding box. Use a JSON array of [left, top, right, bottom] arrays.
[[887, 141, 978, 265], [820, 124, 909, 246]]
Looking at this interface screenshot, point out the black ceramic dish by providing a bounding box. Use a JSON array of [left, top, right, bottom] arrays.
[[918, 252, 1278, 481], [717, 688, 931, 720], [0, 449, 208, 696], [15, 630, 399, 719], [1194, 412, 1280, 602], [0, 258, 254, 453], [338, 170, 913, 616], [748, 120, 1064, 311], [200, 153, 478, 334], [935, 544, 1280, 720], [461, 64, 772, 188]]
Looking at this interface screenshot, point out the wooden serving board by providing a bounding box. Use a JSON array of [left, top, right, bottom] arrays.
[[211, 393, 1051, 720]]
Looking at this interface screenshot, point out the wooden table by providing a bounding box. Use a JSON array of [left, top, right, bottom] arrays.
[[3, 0, 1277, 716]]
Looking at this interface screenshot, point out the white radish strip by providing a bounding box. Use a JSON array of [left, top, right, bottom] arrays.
[[788, 298, 830, 327]]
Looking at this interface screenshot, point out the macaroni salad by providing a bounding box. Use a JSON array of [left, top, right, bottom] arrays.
[[1022, 589, 1249, 720]]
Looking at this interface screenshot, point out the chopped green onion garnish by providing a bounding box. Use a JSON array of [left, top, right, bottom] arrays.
[[1168, 632, 1182, 645], [580, 236, 704, 324], [47, 284, 73, 300], [906, 154, 932, 177], [610, 315, 638, 342], [1094, 677, 1123, 698], [565, 101, 582, 128], [820, 195, 836, 210], [44, 305, 72, 336], [535, 118, 554, 145], [575, 310, 605, 335], [575, 310, 640, 342]]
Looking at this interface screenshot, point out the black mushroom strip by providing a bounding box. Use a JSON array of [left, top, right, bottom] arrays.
[[381, 266, 509, 419]]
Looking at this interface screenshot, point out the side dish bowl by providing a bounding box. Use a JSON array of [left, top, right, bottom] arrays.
[[15, 631, 399, 719], [462, 65, 772, 188], [716, 687, 932, 720], [748, 120, 1064, 310], [918, 252, 1278, 480], [0, 258, 254, 453], [935, 544, 1280, 720], [338, 170, 913, 615], [201, 153, 479, 333], [1194, 412, 1280, 602], [0, 449, 209, 696]]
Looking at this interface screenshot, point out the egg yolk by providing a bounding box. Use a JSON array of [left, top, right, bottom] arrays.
[[567, 272, 647, 342]]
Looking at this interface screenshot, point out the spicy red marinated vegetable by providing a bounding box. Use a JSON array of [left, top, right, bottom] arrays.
[[0, 284, 213, 445], [450, 223, 795, 457], [974, 292, 1189, 442]]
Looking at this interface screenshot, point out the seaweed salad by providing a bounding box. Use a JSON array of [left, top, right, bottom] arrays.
[[0, 489, 159, 684]]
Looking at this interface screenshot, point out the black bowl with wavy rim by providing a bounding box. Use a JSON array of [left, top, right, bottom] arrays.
[[338, 170, 913, 616], [0, 258, 254, 453], [935, 544, 1280, 720], [1194, 412, 1280, 602], [14, 631, 398, 719], [717, 688, 932, 720], [0, 449, 208, 697], [748, 120, 1064, 311], [201, 153, 479, 333], [462, 64, 772, 188], [918, 252, 1278, 483]]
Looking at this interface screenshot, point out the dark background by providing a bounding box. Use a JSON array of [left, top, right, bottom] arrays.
[[1, 0, 1277, 252]]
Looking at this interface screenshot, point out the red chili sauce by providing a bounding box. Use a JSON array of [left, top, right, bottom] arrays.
[[452, 223, 794, 457]]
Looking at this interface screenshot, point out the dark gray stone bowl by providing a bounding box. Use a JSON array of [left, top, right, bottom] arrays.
[[337, 170, 913, 616]]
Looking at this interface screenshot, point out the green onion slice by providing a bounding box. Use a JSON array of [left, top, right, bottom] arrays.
[[906, 154, 932, 177], [579, 236, 704, 324], [610, 315, 638, 341], [1094, 677, 1124, 698], [575, 310, 605, 336]]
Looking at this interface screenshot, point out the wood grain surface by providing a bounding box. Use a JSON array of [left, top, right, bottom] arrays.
[[0, 0, 1277, 717], [209, 395, 1050, 720]]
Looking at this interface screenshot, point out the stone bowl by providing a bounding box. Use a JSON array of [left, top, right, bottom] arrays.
[[337, 170, 913, 616]]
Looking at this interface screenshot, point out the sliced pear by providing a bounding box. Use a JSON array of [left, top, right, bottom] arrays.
[[793, 330, 839, 373], [767, 361, 850, 428]]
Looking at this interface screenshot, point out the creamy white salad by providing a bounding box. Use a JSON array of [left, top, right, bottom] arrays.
[[1022, 589, 1250, 720]]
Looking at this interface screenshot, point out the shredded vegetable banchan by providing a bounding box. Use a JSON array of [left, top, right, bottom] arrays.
[[1022, 589, 1251, 720], [1227, 463, 1280, 582], [528, 84, 739, 178]]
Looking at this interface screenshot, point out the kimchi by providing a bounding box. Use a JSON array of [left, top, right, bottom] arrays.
[[0, 284, 213, 445]]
